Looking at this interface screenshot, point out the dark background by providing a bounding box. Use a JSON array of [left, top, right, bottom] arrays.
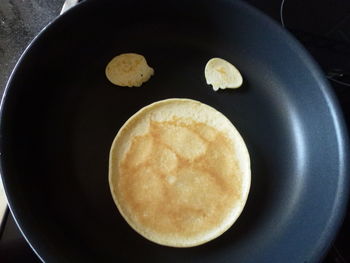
[[0, 0, 349, 262]]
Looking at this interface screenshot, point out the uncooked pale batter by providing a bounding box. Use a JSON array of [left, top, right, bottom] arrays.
[[205, 57, 243, 91]]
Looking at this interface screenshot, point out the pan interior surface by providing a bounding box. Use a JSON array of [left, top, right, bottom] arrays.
[[0, 0, 347, 262]]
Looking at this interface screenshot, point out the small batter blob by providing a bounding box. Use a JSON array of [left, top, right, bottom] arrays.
[[205, 58, 243, 91], [105, 53, 154, 87]]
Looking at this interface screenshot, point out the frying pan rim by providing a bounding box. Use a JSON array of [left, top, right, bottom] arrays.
[[0, 0, 349, 262]]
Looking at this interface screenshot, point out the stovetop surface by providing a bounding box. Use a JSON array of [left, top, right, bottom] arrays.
[[0, 0, 349, 262]]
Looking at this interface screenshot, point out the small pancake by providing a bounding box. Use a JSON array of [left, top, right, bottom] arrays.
[[205, 58, 243, 91], [105, 53, 154, 87], [109, 99, 251, 247]]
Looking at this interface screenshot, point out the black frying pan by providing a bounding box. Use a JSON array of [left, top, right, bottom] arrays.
[[0, 0, 349, 262]]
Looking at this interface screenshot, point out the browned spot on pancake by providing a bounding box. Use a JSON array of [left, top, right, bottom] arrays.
[[117, 118, 242, 238]]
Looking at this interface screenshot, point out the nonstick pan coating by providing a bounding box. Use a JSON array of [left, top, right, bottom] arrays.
[[0, 0, 348, 262]]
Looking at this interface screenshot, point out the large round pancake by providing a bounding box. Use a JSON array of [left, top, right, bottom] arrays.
[[109, 98, 251, 247]]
